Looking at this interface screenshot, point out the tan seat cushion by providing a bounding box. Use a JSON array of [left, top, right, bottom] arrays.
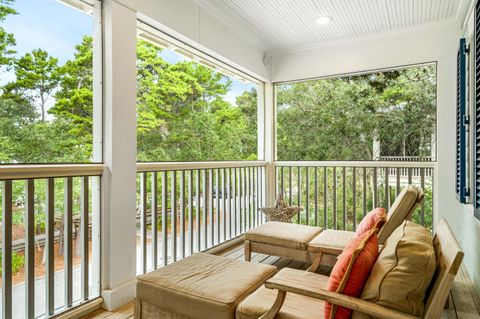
[[308, 229, 355, 254], [245, 222, 323, 250], [137, 253, 277, 319], [352, 221, 436, 319], [377, 185, 419, 244], [236, 269, 328, 319]]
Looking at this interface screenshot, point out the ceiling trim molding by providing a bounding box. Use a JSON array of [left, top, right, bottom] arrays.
[[267, 19, 461, 57], [460, 0, 476, 29], [456, 0, 472, 22]]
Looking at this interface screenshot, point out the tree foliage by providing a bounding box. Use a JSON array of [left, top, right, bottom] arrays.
[[4, 49, 61, 121], [136, 39, 256, 161], [276, 65, 436, 161], [0, 0, 16, 67], [0, 0, 436, 166]]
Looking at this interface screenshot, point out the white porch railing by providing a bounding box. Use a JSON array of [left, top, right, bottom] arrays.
[[0, 160, 435, 318], [378, 156, 433, 162], [135, 161, 267, 274], [0, 164, 103, 319], [275, 161, 435, 231]]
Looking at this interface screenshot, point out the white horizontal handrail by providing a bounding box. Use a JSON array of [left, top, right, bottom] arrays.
[[275, 161, 436, 168], [0, 164, 105, 180], [379, 156, 432, 159], [137, 161, 268, 172]]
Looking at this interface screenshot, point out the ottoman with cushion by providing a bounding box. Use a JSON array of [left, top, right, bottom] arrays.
[[245, 185, 423, 272], [244, 221, 323, 264], [135, 252, 277, 319]]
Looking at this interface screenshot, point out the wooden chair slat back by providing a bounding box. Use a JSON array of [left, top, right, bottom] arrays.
[[423, 219, 464, 319], [378, 185, 422, 243], [406, 188, 424, 220]]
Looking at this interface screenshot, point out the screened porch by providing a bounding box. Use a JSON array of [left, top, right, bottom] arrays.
[[0, 0, 479, 319]]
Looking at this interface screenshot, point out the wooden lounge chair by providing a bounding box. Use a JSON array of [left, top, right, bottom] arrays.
[[236, 218, 464, 319], [244, 185, 424, 271]]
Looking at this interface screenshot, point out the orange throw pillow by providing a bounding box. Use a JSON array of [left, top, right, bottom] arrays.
[[355, 207, 386, 237], [325, 228, 379, 319]]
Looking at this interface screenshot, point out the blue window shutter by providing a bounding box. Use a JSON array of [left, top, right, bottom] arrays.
[[457, 38, 468, 203]]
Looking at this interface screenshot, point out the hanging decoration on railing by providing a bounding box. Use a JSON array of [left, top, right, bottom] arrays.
[[259, 193, 302, 223]]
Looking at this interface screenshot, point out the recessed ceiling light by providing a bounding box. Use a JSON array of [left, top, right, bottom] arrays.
[[316, 16, 331, 25]]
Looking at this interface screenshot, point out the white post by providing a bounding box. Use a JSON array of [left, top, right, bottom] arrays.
[[372, 129, 380, 160], [101, 0, 138, 310], [91, 0, 102, 299], [430, 132, 436, 161], [264, 82, 276, 205]]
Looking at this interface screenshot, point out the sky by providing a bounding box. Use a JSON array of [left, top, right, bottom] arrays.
[[2, 0, 255, 106]]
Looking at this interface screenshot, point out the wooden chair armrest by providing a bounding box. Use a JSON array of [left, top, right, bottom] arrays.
[[264, 275, 420, 319]]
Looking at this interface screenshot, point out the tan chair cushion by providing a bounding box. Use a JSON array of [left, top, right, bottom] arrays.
[[236, 269, 328, 319], [245, 222, 323, 250], [352, 221, 436, 319], [377, 185, 419, 244], [137, 253, 277, 319], [308, 229, 355, 255]]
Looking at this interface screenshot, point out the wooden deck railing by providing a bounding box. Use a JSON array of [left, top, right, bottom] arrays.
[[275, 161, 435, 231], [136, 161, 267, 274], [0, 164, 103, 318]]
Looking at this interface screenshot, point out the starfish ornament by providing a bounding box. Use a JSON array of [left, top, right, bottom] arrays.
[[259, 193, 302, 223]]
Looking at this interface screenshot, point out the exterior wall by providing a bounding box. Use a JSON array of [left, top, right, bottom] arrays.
[[113, 0, 271, 81], [271, 21, 480, 294], [271, 22, 459, 82]]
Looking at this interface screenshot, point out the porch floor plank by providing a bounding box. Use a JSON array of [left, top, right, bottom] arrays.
[[81, 244, 480, 319], [83, 302, 134, 319]]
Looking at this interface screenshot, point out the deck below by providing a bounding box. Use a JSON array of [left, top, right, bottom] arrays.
[[84, 244, 480, 319]]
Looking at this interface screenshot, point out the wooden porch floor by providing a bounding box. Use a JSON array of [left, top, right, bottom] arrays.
[[85, 244, 480, 319]]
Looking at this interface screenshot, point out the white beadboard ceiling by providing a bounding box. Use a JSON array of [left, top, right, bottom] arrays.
[[199, 0, 471, 54]]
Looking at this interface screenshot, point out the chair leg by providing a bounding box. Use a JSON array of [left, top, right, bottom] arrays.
[[307, 253, 322, 273], [258, 290, 286, 319], [244, 240, 251, 262]]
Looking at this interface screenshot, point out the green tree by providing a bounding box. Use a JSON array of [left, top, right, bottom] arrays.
[[277, 78, 380, 160], [0, 0, 16, 68], [136, 39, 256, 162], [4, 49, 61, 121], [0, 97, 37, 162], [276, 65, 436, 161], [236, 89, 258, 159], [49, 36, 94, 161], [0, 97, 83, 163], [377, 66, 436, 157]]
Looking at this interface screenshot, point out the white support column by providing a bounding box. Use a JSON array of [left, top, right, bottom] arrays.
[[91, 0, 103, 299], [101, 0, 138, 311], [264, 82, 276, 205]]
